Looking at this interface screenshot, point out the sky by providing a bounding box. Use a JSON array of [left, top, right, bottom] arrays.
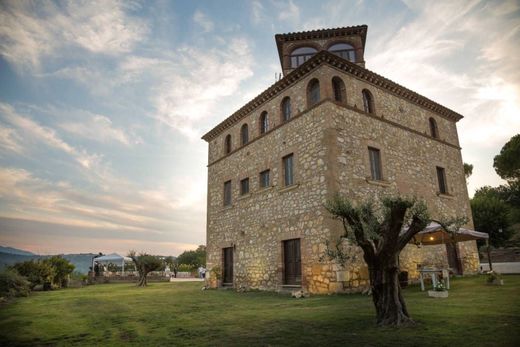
[[0, 0, 519, 256]]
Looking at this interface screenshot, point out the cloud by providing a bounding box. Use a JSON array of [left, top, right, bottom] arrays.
[[60, 113, 141, 146], [117, 37, 255, 139], [250, 1, 266, 25], [0, 166, 206, 247], [277, 0, 301, 25], [0, 125, 24, 155], [0, 102, 101, 169], [0, 0, 148, 71], [193, 9, 214, 32]]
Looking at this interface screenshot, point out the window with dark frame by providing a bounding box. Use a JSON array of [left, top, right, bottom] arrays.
[[259, 170, 270, 188], [281, 97, 291, 122], [328, 43, 356, 62], [308, 79, 320, 107], [240, 177, 249, 195], [224, 134, 232, 154], [223, 180, 232, 206], [362, 89, 374, 114], [332, 77, 346, 103], [436, 166, 448, 194], [290, 47, 317, 68], [368, 147, 382, 181], [429, 118, 439, 138], [260, 112, 269, 134], [283, 154, 294, 186], [240, 124, 249, 145]]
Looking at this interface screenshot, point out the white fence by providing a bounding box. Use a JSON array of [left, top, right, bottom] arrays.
[[480, 262, 520, 274]]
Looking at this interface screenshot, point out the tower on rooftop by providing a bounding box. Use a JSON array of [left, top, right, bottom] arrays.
[[275, 25, 368, 76]]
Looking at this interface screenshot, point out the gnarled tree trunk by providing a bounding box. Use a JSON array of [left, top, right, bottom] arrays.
[[368, 256, 413, 326]]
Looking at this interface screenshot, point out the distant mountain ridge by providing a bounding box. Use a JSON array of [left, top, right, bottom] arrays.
[[0, 245, 36, 256], [0, 245, 96, 274]]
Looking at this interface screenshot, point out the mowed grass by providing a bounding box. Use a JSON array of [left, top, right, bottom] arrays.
[[0, 275, 519, 347]]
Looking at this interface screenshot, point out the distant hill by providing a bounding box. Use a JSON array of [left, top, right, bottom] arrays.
[[0, 246, 97, 274], [0, 245, 36, 256]]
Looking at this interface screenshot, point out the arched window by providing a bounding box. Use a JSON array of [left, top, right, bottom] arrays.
[[328, 43, 356, 62], [332, 77, 346, 103], [241, 124, 249, 145], [362, 89, 374, 114], [429, 117, 439, 138], [290, 47, 317, 68], [259, 111, 269, 134], [224, 134, 232, 154], [281, 97, 291, 122], [307, 79, 320, 107]]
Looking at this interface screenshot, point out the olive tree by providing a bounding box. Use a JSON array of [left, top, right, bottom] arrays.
[[325, 195, 464, 326], [128, 251, 164, 287]]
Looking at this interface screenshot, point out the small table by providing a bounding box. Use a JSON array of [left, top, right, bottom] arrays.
[[419, 268, 450, 291]]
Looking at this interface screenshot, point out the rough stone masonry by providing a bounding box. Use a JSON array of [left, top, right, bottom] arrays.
[[202, 26, 479, 294]]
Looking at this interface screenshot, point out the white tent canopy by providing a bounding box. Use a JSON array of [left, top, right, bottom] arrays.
[[93, 253, 133, 275], [408, 222, 489, 246]]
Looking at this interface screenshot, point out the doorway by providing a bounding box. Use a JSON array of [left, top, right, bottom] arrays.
[[223, 247, 233, 285], [283, 238, 301, 285]]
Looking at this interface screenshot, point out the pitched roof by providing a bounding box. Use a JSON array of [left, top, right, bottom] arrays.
[[201, 50, 463, 142]]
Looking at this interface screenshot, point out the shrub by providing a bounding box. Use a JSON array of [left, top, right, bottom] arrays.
[[43, 256, 75, 288], [0, 269, 31, 299], [12, 260, 54, 290]]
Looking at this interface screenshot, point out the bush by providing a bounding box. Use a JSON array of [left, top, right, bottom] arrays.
[[12, 260, 54, 290], [0, 269, 31, 299], [43, 256, 74, 288]]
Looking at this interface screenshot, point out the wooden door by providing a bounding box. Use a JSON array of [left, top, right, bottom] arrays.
[[283, 239, 301, 285], [446, 243, 462, 275], [223, 247, 233, 285]]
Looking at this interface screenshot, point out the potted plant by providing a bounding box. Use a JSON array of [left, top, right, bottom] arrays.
[[486, 271, 504, 286], [428, 280, 448, 298]]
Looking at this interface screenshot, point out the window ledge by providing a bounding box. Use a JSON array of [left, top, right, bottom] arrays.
[[258, 186, 274, 193], [365, 178, 390, 187], [278, 183, 300, 194], [220, 205, 234, 212], [237, 193, 251, 201], [437, 192, 454, 200]]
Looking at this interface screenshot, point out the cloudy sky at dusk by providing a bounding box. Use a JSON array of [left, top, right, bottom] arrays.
[[0, 0, 519, 255]]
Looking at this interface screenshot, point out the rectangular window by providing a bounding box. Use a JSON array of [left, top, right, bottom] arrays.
[[368, 147, 382, 181], [240, 177, 249, 195], [223, 180, 232, 206], [259, 170, 270, 188], [436, 166, 448, 194], [283, 154, 294, 186]]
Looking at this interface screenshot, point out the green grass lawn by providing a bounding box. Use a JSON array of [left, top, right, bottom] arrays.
[[1, 275, 519, 347]]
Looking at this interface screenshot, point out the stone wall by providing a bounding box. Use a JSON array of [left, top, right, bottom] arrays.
[[205, 62, 478, 294]]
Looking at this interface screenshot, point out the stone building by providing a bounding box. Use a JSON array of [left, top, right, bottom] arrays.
[[202, 25, 479, 294]]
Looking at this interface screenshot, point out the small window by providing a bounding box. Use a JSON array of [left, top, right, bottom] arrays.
[[223, 180, 232, 206], [259, 169, 270, 188], [283, 154, 294, 186], [429, 118, 439, 138], [328, 43, 356, 62], [307, 79, 320, 107], [362, 89, 374, 114], [281, 97, 291, 122], [368, 147, 382, 181], [225, 134, 232, 154], [332, 77, 346, 103], [240, 124, 249, 145], [240, 178, 249, 195], [290, 46, 317, 68], [436, 167, 448, 194], [260, 112, 269, 134]]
